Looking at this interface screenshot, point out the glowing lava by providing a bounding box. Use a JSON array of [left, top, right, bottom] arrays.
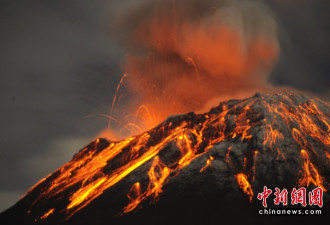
[[14, 92, 329, 222], [235, 173, 254, 202]]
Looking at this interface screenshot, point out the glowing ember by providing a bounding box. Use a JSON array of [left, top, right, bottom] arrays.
[[235, 173, 254, 202], [298, 150, 327, 191], [200, 156, 214, 173], [123, 156, 170, 213], [40, 208, 54, 220]]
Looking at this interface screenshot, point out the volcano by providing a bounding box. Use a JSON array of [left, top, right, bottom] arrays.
[[1, 92, 329, 225]]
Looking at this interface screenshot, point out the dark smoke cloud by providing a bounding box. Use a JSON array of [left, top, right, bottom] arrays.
[[266, 0, 330, 98]]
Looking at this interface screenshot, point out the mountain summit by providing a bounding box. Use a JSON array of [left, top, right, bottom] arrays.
[[1, 92, 329, 225]]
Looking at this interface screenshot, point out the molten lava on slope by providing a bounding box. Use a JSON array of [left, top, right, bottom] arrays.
[[0, 92, 329, 225]]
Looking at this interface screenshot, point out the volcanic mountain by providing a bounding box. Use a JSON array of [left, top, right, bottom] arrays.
[[1, 92, 329, 225]]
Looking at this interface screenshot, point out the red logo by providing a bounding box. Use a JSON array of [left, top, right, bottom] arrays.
[[274, 188, 288, 205], [291, 187, 307, 207], [309, 187, 323, 207], [257, 186, 272, 207], [257, 186, 323, 208]]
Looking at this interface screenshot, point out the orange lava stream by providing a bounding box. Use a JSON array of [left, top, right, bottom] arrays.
[[40, 208, 54, 221], [123, 156, 170, 213], [200, 156, 214, 173], [263, 125, 285, 160], [235, 173, 254, 202], [28, 94, 329, 221], [298, 150, 327, 191]]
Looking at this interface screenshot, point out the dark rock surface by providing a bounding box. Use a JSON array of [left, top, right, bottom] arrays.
[[1, 92, 329, 225]]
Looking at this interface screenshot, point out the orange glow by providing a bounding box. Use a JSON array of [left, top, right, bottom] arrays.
[[123, 182, 142, 213], [298, 150, 327, 191], [200, 156, 214, 172], [231, 106, 253, 141], [100, 0, 280, 142], [251, 151, 258, 181], [67, 177, 107, 210], [108, 73, 127, 129], [263, 125, 285, 160], [235, 173, 254, 202], [40, 208, 54, 220], [147, 156, 171, 202], [26, 93, 329, 221], [325, 152, 330, 165], [21, 0, 329, 222], [225, 146, 232, 164], [123, 156, 171, 213]]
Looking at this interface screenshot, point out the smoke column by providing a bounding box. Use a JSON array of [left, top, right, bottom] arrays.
[[104, 0, 280, 139]]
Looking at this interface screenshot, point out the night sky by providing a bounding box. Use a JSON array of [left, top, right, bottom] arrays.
[[0, 0, 329, 212]]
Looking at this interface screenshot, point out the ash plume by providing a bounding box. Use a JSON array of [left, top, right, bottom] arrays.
[[111, 0, 280, 133]]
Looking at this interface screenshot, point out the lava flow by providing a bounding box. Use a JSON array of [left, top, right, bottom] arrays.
[[2, 92, 328, 225]]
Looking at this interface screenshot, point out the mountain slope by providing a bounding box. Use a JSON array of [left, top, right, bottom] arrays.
[[1, 92, 329, 225]]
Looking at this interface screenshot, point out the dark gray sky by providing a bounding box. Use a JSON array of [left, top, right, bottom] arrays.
[[0, 0, 329, 212]]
